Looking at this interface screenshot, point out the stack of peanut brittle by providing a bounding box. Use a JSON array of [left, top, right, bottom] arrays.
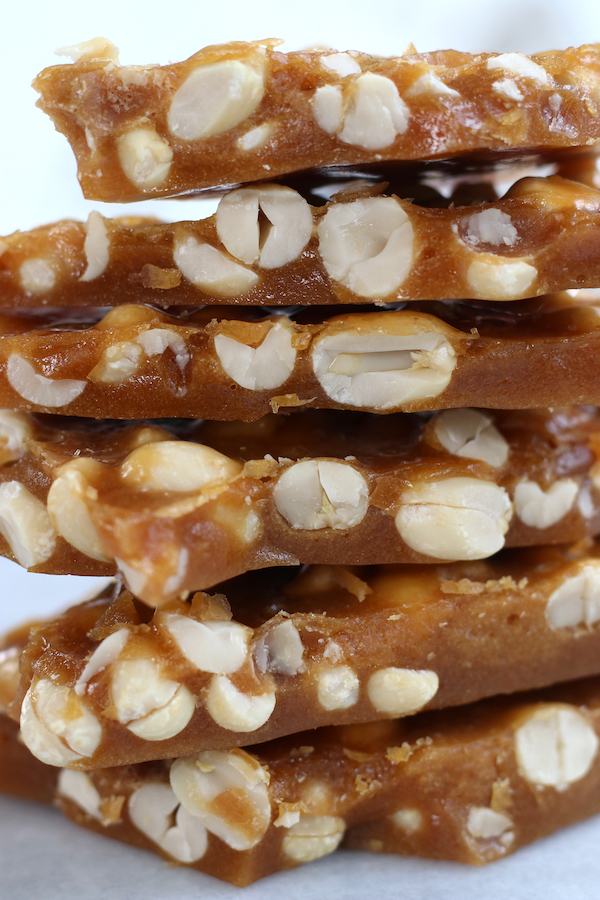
[[3, 38, 600, 886]]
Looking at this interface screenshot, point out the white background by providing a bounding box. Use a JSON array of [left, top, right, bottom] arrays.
[[1, 0, 600, 895]]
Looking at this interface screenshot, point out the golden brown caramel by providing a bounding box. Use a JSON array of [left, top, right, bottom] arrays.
[[2, 297, 600, 419], [4, 674, 600, 883], [11, 541, 600, 767], [34, 40, 600, 200], [3, 178, 600, 305], [1, 408, 600, 601]]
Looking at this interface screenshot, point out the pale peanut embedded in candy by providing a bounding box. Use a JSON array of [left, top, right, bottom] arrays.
[[173, 235, 259, 298], [321, 52, 361, 77], [128, 783, 208, 862], [7, 355, 86, 408], [115, 558, 148, 599], [312, 85, 344, 133], [405, 71, 460, 99], [161, 614, 251, 675], [0, 647, 20, 713], [216, 185, 312, 269], [390, 808, 423, 834], [169, 750, 271, 851], [432, 409, 509, 467], [75, 629, 130, 696], [135, 328, 189, 375], [89, 328, 190, 386], [311, 322, 457, 409], [317, 665, 359, 710], [87, 341, 144, 384], [367, 667, 439, 716], [275, 806, 302, 828], [80, 211, 110, 282], [0, 410, 32, 463], [282, 816, 346, 862], [337, 72, 410, 150], [463, 209, 518, 247], [19, 258, 56, 294], [0, 481, 56, 567], [317, 197, 414, 299], [486, 52, 549, 83], [111, 658, 195, 741], [254, 620, 304, 676], [117, 127, 173, 190], [214, 321, 296, 391], [466, 256, 537, 300], [273, 460, 369, 531], [237, 122, 275, 151], [493, 78, 524, 101], [120, 440, 242, 493], [20, 677, 102, 766], [56, 769, 102, 821], [395, 477, 513, 560], [466, 807, 514, 844], [46, 459, 110, 562], [515, 704, 599, 789], [545, 564, 600, 629], [127, 684, 196, 741], [57, 770, 102, 820], [167, 56, 266, 141], [514, 479, 579, 529], [206, 676, 276, 733], [111, 658, 177, 722]]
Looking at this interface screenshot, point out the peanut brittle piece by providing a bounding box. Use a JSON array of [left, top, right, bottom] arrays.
[[11, 540, 600, 765], [4, 670, 600, 882], [2, 407, 600, 603], [3, 177, 600, 305], [3, 296, 600, 418], [34, 39, 600, 200]]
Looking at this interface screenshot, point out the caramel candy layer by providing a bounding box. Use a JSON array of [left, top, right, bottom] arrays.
[[5, 297, 600, 419], [4, 177, 600, 305], [4, 675, 600, 883], [13, 540, 600, 767], [34, 39, 600, 200], [2, 408, 600, 602]]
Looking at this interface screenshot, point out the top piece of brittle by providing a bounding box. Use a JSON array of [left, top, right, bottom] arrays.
[[34, 38, 600, 200]]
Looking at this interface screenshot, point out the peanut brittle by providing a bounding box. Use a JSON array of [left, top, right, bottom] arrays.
[[1, 408, 600, 602], [12, 541, 600, 766], [3, 177, 600, 305], [4, 674, 600, 883], [34, 39, 600, 200], [3, 297, 600, 418]]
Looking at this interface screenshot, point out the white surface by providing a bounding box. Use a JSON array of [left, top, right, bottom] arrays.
[[1, 0, 600, 894], [2, 793, 600, 899]]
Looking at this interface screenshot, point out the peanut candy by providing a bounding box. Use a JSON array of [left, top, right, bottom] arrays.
[[2, 408, 600, 602], [34, 40, 600, 200], [11, 539, 600, 767], [4, 177, 600, 304], [3, 296, 600, 419], [4, 673, 600, 883]]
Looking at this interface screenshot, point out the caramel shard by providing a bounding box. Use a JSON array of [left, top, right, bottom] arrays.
[[2, 408, 600, 602], [5, 674, 600, 883], [34, 41, 600, 199], [4, 178, 600, 303], [3, 298, 600, 418], [12, 540, 600, 766]]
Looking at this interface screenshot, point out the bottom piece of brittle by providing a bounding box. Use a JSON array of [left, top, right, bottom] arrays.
[[2, 666, 600, 884], [10, 542, 600, 769]]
